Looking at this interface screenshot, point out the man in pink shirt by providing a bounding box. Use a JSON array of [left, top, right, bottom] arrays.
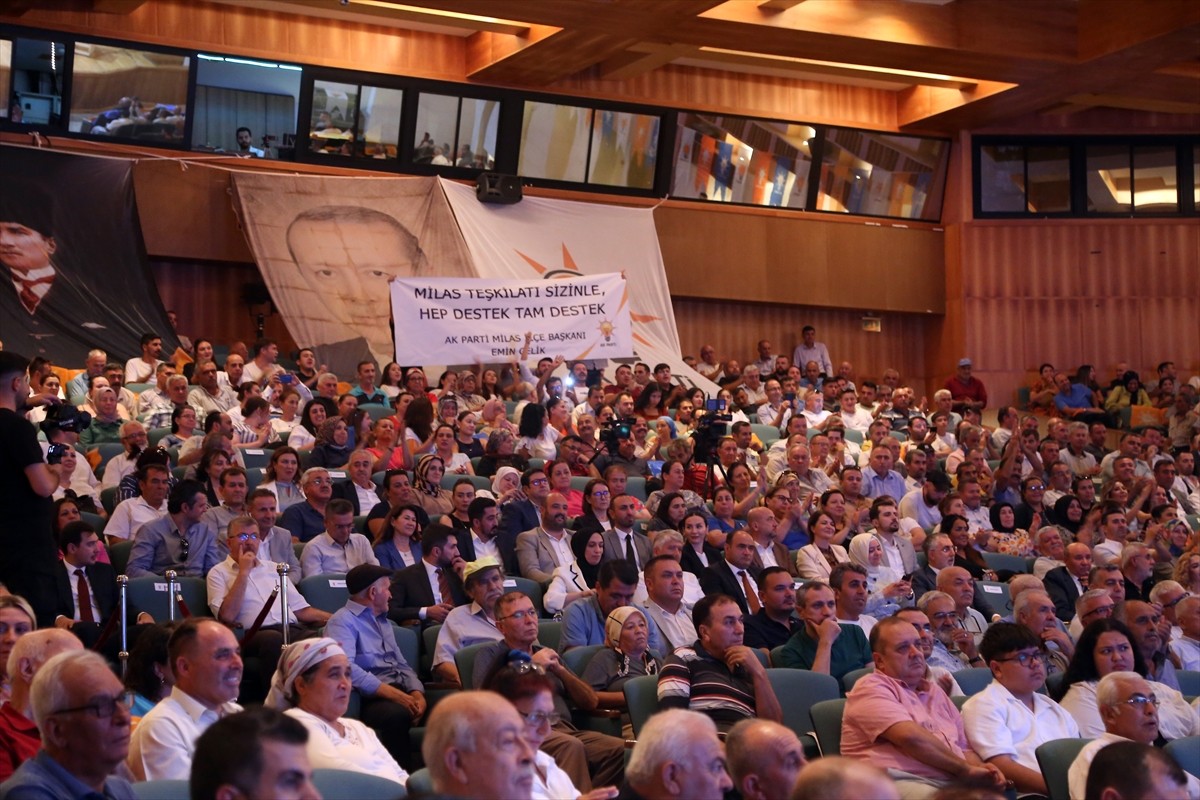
[[841, 616, 1007, 798]]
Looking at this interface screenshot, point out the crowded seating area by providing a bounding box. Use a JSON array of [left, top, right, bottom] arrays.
[[1, 330, 1198, 800]]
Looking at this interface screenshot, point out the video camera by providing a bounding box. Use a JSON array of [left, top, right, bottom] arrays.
[[40, 403, 92, 435], [692, 397, 732, 465], [599, 416, 636, 453]]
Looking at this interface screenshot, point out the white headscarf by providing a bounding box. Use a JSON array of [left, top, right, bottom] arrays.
[[264, 637, 345, 711], [848, 532, 903, 584]]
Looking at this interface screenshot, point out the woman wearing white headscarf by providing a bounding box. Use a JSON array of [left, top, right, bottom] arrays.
[[265, 637, 408, 787], [489, 465, 523, 506], [847, 532, 914, 617]]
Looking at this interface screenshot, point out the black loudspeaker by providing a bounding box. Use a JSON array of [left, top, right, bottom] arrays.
[[475, 172, 523, 204]]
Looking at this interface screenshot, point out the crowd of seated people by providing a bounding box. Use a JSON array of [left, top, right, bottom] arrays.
[[1, 328, 1198, 799]]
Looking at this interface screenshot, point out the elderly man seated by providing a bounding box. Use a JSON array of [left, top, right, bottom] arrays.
[[421, 692, 536, 800], [0, 629, 82, 781], [658, 593, 782, 733], [841, 616, 1006, 799], [961, 623, 1080, 795], [724, 719, 805, 800], [430, 557, 507, 686], [1, 650, 136, 800], [324, 564, 426, 761], [1068, 670, 1200, 799], [621, 708, 732, 800]]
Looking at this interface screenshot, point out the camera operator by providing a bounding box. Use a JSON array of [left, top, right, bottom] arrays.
[[0, 352, 66, 626], [590, 418, 651, 479]]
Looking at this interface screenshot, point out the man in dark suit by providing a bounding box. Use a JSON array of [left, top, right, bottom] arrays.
[[1045, 542, 1092, 621], [910, 532, 956, 599], [387, 523, 468, 627], [330, 449, 382, 516], [701, 530, 761, 616], [497, 467, 550, 574], [51, 520, 119, 649], [600, 493, 651, 569]]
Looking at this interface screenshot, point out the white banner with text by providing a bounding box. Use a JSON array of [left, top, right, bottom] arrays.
[[391, 273, 633, 364]]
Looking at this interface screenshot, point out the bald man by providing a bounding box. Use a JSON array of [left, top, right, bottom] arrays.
[[725, 719, 805, 800]]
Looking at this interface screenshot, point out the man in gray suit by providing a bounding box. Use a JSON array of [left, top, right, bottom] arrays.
[[515, 492, 574, 586], [601, 493, 651, 570]]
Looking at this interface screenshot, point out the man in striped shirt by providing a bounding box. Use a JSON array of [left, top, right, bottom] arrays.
[[657, 593, 782, 733]]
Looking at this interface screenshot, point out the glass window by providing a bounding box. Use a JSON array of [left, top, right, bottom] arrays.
[[0, 40, 10, 120], [71, 43, 188, 142], [519, 100, 590, 183], [456, 97, 499, 169], [356, 85, 402, 159], [1085, 144, 1130, 213], [1132, 144, 1177, 213], [414, 94, 500, 168], [817, 128, 948, 220], [8, 38, 66, 127], [413, 93, 457, 164], [1025, 146, 1071, 213], [309, 80, 357, 156], [192, 55, 301, 158], [978, 144, 1026, 213], [672, 113, 814, 208], [588, 110, 660, 190]]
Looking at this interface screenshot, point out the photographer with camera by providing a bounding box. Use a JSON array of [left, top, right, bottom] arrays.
[[0, 352, 66, 626]]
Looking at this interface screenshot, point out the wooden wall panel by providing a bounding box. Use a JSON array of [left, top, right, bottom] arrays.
[[654, 205, 945, 313], [152, 259, 297, 355], [552, 64, 898, 130], [954, 219, 1200, 409], [671, 297, 935, 394]]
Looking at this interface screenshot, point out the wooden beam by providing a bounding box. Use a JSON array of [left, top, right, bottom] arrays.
[[758, 0, 805, 10], [1064, 92, 1200, 115], [693, 47, 977, 89], [598, 43, 699, 81], [90, 0, 147, 12], [898, 22, 1200, 130]]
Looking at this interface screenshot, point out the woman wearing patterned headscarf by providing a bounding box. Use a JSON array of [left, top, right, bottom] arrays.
[[412, 453, 452, 518], [265, 637, 408, 787]]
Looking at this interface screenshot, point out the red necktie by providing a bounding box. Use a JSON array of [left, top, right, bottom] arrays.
[[436, 567, 452, 604], [740, 571, 761, 613], [17, 278, 52, 314], [75, 568, 95, 623]]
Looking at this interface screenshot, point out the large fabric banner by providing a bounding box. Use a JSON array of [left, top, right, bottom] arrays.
[[390, 273, 632, 364], [0, 146, 176, 365], [230, 174, 475, 375], [440, 180, 717, 394]]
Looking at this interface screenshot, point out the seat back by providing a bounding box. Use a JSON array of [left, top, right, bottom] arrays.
[[537, 620, 562, 653], [406, 768, 434, 796], [504, 576, 545, 617], [110, 540, 134, 576], [1176, 670, 1200, 699], [767, 669, 840, 749], [808, 698, 846, 757], [421, 623, 442, 679], [1035, 738, 1093, 800], [981, 552, 1029, 575], [359, 404, 392, 422], [454, 641, 493, 690], [952, 667, 994, 696], [841, 665, 875, 694], [131, 780, 190, 800], [174, 576, 212, 617], [392, 622, 420, 672], [297, 573, 349, 613], [309, 768, 407, 800], [125, 576, 190, 620], [562, 644, 605, 676], [1164, 735, 1200, 780], [622, 673, 660, 737], [81, 511, 107, 536], [977, 580, 1012, 613]]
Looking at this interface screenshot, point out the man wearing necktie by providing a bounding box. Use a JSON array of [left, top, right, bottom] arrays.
[[600, 493, 651, 569], [51, 520, 117, 640]]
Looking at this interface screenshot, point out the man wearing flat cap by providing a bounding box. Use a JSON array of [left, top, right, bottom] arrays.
[[324, 563, 426, 761]]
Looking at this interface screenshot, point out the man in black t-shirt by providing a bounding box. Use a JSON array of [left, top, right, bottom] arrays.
[[0, 351, 63, 625]]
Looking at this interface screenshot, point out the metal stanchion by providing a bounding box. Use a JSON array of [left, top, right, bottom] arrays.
[[277, 563, 291, 649], [117, 574, 129, 679], [165, 570, 178, 622]]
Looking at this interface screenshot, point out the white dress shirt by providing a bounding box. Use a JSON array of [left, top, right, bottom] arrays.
[[644, 599, 698, 652], [128, 686, 242, 780], [206, 556, 309, 627], [962, 680, 1080, 774], [63, 562, 101, 622], [106, 496, 169, 541], [285, 708, 408, 786]]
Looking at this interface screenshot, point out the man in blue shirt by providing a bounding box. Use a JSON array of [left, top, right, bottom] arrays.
[[1052, 372, 1111, 426], [348, 361, 387, 405], [2, 649, 136, 800], [126, 479, 221, 578], [325, 564, 425, 762], [560, 559, 663, 654]]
